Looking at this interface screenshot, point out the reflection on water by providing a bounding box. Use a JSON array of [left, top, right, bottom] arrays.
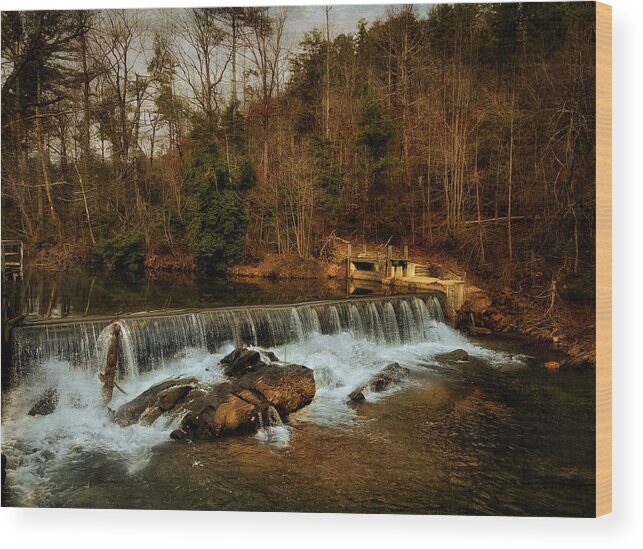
[[3, 269, 351, 320]]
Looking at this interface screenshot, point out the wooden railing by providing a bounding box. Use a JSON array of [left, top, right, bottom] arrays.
[[1, 240, 24, 277]]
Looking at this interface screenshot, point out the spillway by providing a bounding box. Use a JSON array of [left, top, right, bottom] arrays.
[[8, 294, 446, 384]]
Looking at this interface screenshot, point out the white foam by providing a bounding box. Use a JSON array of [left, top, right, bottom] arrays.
[[2, 323, 523, 506]]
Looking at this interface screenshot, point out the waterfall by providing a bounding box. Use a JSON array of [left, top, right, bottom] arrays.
[[9, 294, 446, 385]]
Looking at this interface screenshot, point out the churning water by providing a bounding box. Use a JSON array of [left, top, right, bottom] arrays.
[[9, 294, 448, 379], [1, 293, 595, 515]]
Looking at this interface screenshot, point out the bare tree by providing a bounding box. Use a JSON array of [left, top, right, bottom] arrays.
[[241, 7, 288, 185], [174, 8, 231, 120]]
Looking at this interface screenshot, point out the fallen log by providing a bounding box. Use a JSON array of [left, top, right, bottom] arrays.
[[99, 322, 123, 404]]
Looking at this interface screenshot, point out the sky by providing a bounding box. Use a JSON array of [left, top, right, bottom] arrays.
[[284, 4, 434, 41], [287, 4, 391, 36]]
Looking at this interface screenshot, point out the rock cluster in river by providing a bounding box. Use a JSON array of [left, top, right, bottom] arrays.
[[113, 348, 316, 441]]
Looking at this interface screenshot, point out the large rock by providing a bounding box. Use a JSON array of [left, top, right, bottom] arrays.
[[348, 362, 410, 402], [115, 350, 316, 441], [175, 363, 315, 440], [234, 363, 316, 416], [113, 377, 198, 426], [28, 387, 59, 416], [173, 383, 258, 440], [172, 364, 315, 440]]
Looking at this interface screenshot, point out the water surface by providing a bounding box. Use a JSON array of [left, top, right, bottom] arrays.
[[1, 270, 595, 516]]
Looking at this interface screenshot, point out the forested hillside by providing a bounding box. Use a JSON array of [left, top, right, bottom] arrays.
[[1, 3, 596, 291]]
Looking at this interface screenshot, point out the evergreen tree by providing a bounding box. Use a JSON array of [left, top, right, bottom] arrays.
[[184, 119, 249, 271]]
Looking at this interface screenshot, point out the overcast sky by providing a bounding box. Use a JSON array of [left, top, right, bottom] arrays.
[[284, 4, 434, 41], [287, 4, 390, 36]]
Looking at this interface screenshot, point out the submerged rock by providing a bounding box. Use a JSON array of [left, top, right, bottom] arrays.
[[348, 362, 410, 402], [170, 429, 187, 440], [543, 361, 561, 370], [28, 387, 59, 416], [436, 349, 469, 363], [348, 389, 366, 402], [261, 350, 280, 363]]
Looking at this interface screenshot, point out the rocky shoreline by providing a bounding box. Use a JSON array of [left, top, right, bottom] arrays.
[[456, 284, 596, 370]]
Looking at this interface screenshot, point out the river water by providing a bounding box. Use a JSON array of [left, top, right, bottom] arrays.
[[1, 270, 595, 516]]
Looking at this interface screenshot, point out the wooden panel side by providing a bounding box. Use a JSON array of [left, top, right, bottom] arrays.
[[595, 1, 612, 518]]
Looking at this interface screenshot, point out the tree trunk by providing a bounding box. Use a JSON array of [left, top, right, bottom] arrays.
[[35, 72, 62, 241], [507, 88, 515, 263]]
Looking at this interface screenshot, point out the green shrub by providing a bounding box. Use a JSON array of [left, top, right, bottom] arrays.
[[186, 188, 246, 272], [96, 230, 145, 272]]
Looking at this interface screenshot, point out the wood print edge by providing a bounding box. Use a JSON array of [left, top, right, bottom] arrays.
[[595, 0, 612, 518]]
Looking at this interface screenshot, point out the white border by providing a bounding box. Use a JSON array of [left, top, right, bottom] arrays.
[[1, 0, 642, 547]]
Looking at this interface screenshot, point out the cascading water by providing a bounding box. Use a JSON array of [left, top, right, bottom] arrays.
[[2, 292, 527, 508], [9, 294, 447, 385]]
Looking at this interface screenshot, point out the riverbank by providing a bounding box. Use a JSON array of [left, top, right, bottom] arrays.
[[229, 252, 342, 280], [396, 249, 596, 364], [456, 281, 596, 367]]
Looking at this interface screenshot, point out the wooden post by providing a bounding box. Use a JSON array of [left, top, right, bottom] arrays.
[[386, 246, 392, 278], [346, 243, 352, 280], [403, 245, 409, 260]]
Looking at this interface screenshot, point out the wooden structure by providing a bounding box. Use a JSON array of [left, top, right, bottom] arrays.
[[1, 240, 24, 278], [347, 244, 466, 322]]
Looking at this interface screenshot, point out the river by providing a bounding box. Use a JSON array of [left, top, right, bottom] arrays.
[[0, 270, 595, 515]]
